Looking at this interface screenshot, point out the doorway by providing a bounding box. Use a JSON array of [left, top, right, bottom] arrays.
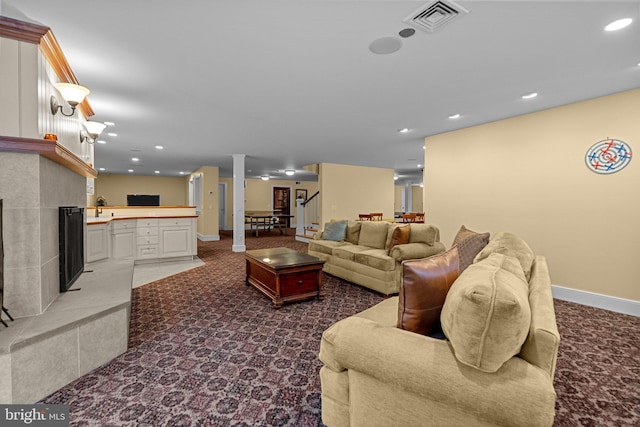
[[273, 186, 291, 228], [218, 183, 227, 230]]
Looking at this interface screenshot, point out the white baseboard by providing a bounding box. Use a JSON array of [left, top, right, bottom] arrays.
[[552, 285, 639, 317], [197, 233, 220, 241]]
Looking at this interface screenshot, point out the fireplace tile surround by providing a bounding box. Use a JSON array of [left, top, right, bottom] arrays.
[[0, 151, 132, 403]]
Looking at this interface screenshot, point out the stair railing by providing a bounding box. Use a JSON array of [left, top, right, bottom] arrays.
[[296, 191, 319, 237]]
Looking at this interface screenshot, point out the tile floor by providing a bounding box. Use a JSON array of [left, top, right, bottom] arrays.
[[132, 258, 205, 288]]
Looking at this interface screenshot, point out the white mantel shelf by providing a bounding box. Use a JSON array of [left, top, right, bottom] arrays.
[[0, 135, 97, 179]]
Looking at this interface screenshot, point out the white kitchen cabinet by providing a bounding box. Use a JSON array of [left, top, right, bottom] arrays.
[[159, 217, 196, 258], [86, 223, 109, 263], [111, 220, 136, 259]]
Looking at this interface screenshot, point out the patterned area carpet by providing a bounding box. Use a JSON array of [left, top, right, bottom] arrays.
[[40, 234, 639, 426]]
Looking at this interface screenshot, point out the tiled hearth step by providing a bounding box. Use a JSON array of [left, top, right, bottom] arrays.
[[0, 258, 134, 403]]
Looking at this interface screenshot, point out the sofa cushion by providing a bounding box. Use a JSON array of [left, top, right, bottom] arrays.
[[387, 224, 410, 253], [398, 246, 459, 335], [358, 221, 390, 249], [441, 253, 531, 373], [308, 239, 348, 256], [474, 231, 535, 281], [323, 220, 348, 241], [408, 224, 439, 245], [345, 221, 362, 245], [451, 225, 490, 273], [354, 249, 396, 271], [333, 245, 371, 262]]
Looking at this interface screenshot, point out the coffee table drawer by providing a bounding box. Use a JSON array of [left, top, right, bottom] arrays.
[[281, 271, 319, 296]]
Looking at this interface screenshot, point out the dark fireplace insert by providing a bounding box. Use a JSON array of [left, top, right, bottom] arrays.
[[59, 206, 84, 292]]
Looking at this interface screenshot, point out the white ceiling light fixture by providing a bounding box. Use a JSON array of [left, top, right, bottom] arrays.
[[448, 113, 461, 119], [179, 171, 185, 175], [285, 170, 295, 176], [131, 157, 139, 162], [604, 18, 632, 32], [369, 37, 403, 55], [398, 128, 410, 133], [104, 121, 115, 126], [261, 176, 269, 181], [394, 175, 399, 181], [108, 132, 118, 137], [50, 82, 90, 117], [97, 140, 106, 144], [98, 167, 105, 171], [155, 145, 164, 150], [155, 170, 160, 174], [128, 169, 134, 173], [521, 92, 538, 99]]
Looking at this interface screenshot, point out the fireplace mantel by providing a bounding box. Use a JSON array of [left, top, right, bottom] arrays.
[[0, 135, 97, 178]]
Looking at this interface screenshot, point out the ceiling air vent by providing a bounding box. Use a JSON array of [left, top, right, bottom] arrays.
[[403, 0, 468, 34]]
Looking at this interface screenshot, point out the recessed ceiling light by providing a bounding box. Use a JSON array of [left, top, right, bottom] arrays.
[[398, 128, 410, 133], [155, 145, 164, 150], [128, 169, 134, 173], [394, 176, 399, 181], [285, 170, 295, 176], [96, 140, 106, 144], [604, 18, 632, 32], [131, 157, 139, 162], [521, 92, 538, 99], [448, 113, 461, 119], [108, 132, 117, 137], [179, 171, 185, 175], [98, 167, 105, 171], [155, 170, 160, 174], [104, 121, 115, 126], [417, 164, 422, 168], [422, 145, 426, 150], [261, 176, 269, 181]]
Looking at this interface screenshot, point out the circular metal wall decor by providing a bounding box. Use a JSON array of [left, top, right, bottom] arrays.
[[585, 138, 632, 174]]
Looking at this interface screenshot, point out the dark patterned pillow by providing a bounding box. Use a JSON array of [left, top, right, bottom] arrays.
[[451, 225, 490, 272]]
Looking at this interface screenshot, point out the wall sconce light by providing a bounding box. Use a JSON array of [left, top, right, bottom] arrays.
[[80, 121, 107, 144], [285, 170, 295, 176], [50, 83, 90, 117]]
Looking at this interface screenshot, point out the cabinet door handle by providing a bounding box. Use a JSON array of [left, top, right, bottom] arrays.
[[297, 280, 303, 286]]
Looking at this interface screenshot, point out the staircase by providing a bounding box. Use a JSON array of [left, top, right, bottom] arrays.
[[296, 191, 320, 243]]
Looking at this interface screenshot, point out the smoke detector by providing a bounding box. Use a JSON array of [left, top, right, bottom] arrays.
[[403, 0, 468, 34]]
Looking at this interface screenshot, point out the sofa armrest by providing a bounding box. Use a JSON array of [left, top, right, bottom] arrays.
[[320, 316, 556, 427], [389, 242, 445, 261]]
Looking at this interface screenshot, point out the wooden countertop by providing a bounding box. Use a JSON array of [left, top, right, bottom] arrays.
[[87, 215, 198, 225]]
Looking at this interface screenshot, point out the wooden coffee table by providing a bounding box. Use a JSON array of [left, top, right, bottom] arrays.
[[245, 247, 325, 308]]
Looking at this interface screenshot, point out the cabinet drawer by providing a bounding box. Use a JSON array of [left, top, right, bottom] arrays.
[[159, 217, 193, 227], [137, 226, 159, 237], [137, 235, 159, 245], [111, 220, 136, 232], [281, 271, 320, 296], [137, 245, 159, 259], [138, 219, 159, 227]]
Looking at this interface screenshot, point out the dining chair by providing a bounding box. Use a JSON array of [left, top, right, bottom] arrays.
[[370, 213, 383, 221]]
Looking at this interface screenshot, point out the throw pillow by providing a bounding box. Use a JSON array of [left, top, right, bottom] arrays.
[[387, 224, 410, 253], [322, 220, 347, 241], [451, 225, 490, 273], [397, 246, 460, 335], [474, 231, 535, 281], [440, 252, 531, 373], [358, 221, 390, 249]]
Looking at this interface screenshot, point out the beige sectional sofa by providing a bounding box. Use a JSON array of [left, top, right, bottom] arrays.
[[319, 232, 560, 426], [308, 221, 445, 295]]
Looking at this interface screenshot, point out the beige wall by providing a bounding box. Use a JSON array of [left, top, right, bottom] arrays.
[[424, 89, 640, 302], [411, 186, 423, 213], [319, 163, 394, 226], [394, 185, 403, 212], [94, 174, 188, 206], [191, 166, 219, 239]]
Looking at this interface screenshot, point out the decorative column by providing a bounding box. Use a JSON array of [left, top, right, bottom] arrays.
[[232, 154, 246, 252]]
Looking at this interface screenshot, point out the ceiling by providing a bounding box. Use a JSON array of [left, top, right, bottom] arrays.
[[2, 0, 639, 184]]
